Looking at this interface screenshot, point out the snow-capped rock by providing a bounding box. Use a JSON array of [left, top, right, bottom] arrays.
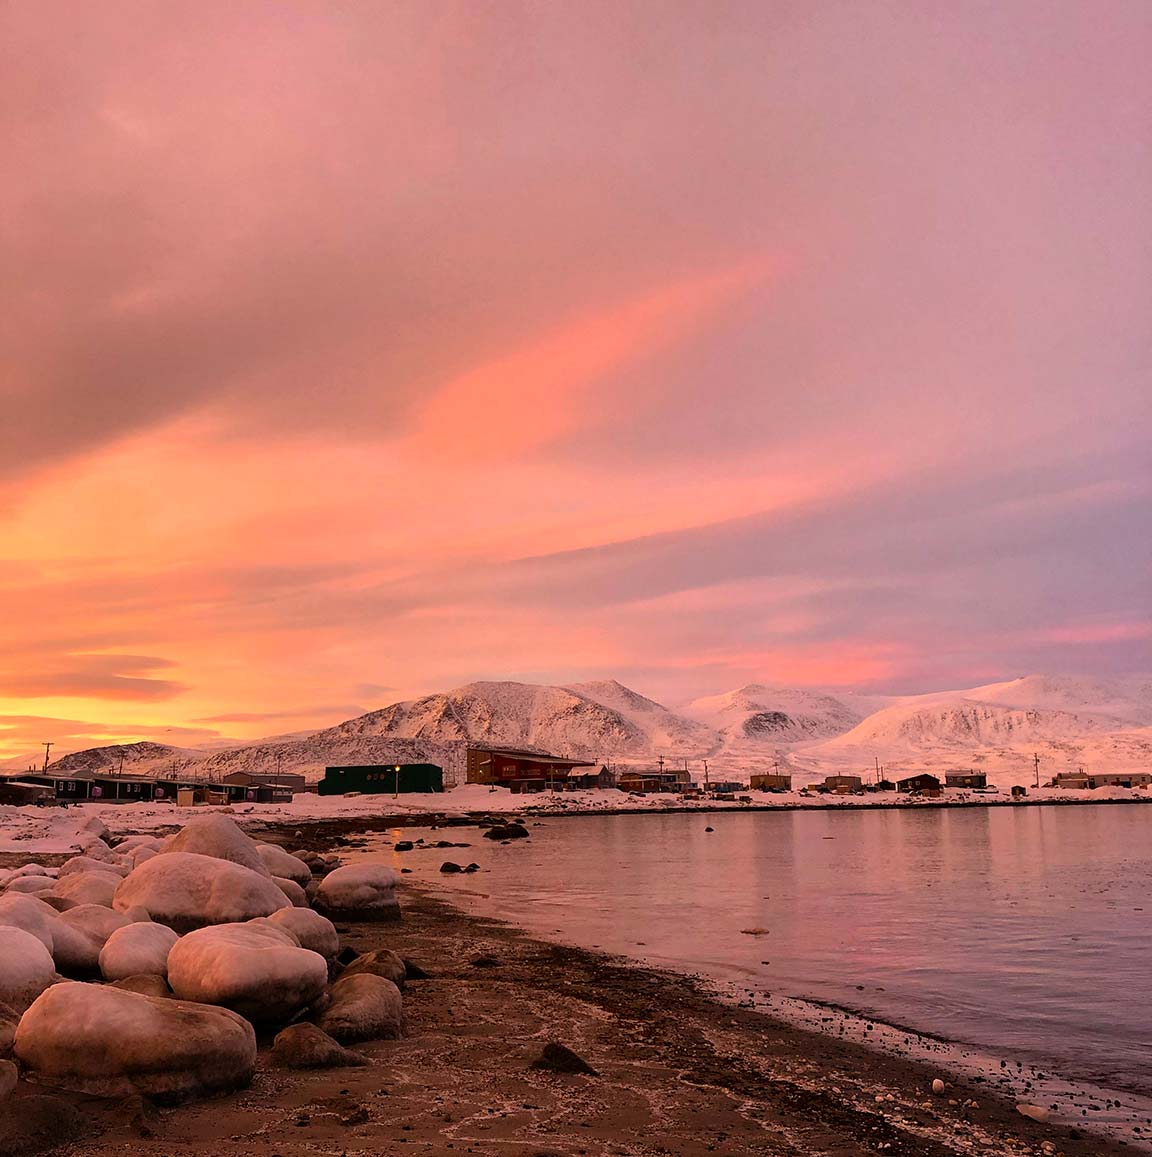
[[0, 927, 55, 1011], [314, 864, 400, 921], [266, 907, 340, 958], [51, 905, 132, 974], [14, 981, 256, 1101], [166, 923, 327, 1022], [162, 815, 271, 877], [256, 843, 312, 886], [113, 852, 289, 932], [99, 922, 180, 981]]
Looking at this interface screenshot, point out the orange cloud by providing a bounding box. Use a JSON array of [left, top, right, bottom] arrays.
[[410, 257, 773, 457]]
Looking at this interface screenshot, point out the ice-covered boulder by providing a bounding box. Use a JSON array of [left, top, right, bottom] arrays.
[[74, 838, 119, 864], [163, 815, 271, 877], [272, 876, 308, 907], [0, 927, 56, 1011], [315, 973, 403, 1043], [257, 844, 312, 886], [4, 876, 57, 894], [313, 864, 400, 921], [14, 981, 256, 1102], [124, 845, 159, 869], [272, 1022, 370, 1069], [113, 835, 163, 853], [51, 905, 132, 974], [113, 852, 289, 932], [0, 894, 58, 951], [57, 854, 130, 879], [100, 922, 179, 981], [10, 864, 51, 878], [111, 973, 172, 998], [340, 948, 407, 988], [166, 923, 327, 1022], [51, 869, 121, 909], [267, 907, 340, 958]]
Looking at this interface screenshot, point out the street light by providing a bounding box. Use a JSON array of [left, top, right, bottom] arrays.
[[394, 764, 401, 800]]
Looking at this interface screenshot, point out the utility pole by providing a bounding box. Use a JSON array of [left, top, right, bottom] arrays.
[[703, 760, 710, 791], [874, 756, 880, 784], [42, 742, 52, 773], [118, 751, 125, 778], [1033, 752, 1041, 789]]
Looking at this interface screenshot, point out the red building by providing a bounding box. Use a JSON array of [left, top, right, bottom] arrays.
[[466, 746, 594, 793]]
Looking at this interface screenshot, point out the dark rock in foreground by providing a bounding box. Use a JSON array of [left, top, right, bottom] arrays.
[[531, 1042, 598, 1076]]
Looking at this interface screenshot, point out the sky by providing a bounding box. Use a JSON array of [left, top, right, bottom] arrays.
[[1, 1, 1149, 761]]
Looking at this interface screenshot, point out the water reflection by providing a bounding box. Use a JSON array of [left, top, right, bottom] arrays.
[[444, 805, 1152, 1093]]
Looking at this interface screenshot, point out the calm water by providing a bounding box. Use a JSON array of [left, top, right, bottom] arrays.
[[428, 805, 1152, 1095]]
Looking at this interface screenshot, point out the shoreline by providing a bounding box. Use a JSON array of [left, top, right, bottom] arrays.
[[42, 884, 1139, 1157]]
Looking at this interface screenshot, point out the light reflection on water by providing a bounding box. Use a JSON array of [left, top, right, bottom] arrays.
[[426, 805, 1152, 1094]]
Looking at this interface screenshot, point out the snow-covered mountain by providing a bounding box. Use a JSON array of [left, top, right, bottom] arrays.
[[686, 684, 863, 746], [17, 673, 1151, 789]]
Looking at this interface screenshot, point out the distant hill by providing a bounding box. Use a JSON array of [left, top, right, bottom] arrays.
[[21, 672, 1152, 789]]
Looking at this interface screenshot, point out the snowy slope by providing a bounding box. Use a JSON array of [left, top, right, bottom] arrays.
[[48, 742, 208, 776], [959, 674, 1152, 728], [566, 679, 716, 754], [687, 684, 863, 746]]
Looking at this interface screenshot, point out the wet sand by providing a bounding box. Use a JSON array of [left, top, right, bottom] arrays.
[[24, 882, 1132, 1157]]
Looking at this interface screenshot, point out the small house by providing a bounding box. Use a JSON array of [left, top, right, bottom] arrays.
[[0, 780, 56, 806], [897, 773, 942, 795], [1011, 785, 1027, 798], [89, 775, 156, 803], [566, 765, 616, 790], [466, 747, 593, 792], [945, 771, 987, 789], [23, 773, 95, 802], [750, 773, 792, 792], [705, 780, 747, 793], [871, 779, 896, 792]]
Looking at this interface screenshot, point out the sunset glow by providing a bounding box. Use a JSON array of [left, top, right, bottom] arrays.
[[1, 1, 1148, 762]]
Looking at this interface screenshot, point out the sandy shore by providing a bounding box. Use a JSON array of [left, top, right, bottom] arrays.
[[8, 875, 1130, 1157]]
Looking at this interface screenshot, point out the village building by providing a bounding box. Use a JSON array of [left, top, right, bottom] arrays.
[[944, 771, 988, 789], [221, 769, 309, 794], [318, 764, 444, 796], [616, 767, 692, 793], [1051, 771, 1152, 790], [822, 774, 864, 794], [564, 765, 616, 790], [750, 772, 792, 791], [897, 773, 942, 796], [704, 780, 747, 793], [465, 746, 593, 793]]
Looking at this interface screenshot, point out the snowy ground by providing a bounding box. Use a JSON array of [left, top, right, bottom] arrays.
[[1, 782, 1148, 857]]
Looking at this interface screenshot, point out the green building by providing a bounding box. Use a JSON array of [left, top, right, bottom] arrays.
[[318, 763, 444, 796]]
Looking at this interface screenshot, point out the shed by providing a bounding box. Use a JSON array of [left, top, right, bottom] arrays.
[[945, 771, 987, 789], [822, 775, 864, 793], [750, 773, 792, 792]]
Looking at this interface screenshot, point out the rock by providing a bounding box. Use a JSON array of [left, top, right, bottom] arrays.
[[257, 844, 313, 886], [266, 907, 340, 958], [931, 1078, 946, 1094], [52, 905, 133, 974], [0, 1001, 19, 1056], [339, 948, 407, 988], [393, 841, 414, 852], [530, 1042, 598, 1075], [440, 861, 463, 873], [110, 974, 173, 998], [482, 823, 529, 841], [314, 864, 400, 922], [57, 854, 130, 879], [163, 815, 271, 877], [0, 894, 59, 951], [113, 852, 289, 932], [401, 957, 428, 980], [272, 1023, 371, 1069], [704, 826, 715, 833], [0, 1091, 87, 1156], [4, 877, 57, 894], [113, 835, 164, 854], [124, 846, 160, 869], [272, 876, 309, 907], [1016, 1103, 1051, 1123], [0, 927, 55, 1012], [166, 922, 327, 1022], [0, 1057, 16, 1099], [76, 816, 111, 842], [463, 863, 480, 873], [51, 870, 122, 909], [470, 955, 500, 968], [15, 981, 256, 1103], [9, 865, 51, 878], [315, 973, 403, 1043], [100, 922, 180, 980]]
